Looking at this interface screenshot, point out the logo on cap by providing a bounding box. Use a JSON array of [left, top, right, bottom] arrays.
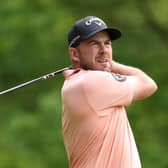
[[85, 17, 106, 26]]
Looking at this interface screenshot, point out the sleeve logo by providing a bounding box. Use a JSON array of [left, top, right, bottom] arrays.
[[111, 73, 127, 82]]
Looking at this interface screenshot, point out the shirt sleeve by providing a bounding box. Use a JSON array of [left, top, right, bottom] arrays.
[[82, 71, 134, 111]]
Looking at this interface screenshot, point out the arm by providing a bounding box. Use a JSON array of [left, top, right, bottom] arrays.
[[111, 61, 158, 101]]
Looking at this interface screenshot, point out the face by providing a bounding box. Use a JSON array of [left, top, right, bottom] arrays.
[[70, 31, 113, 72]]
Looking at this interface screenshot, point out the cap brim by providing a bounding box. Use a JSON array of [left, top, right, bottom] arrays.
[[105, 28, 122, 41], [80, 27, 122, 42]]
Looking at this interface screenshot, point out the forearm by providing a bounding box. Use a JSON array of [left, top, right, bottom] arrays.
[[111, 61, 143, 76]]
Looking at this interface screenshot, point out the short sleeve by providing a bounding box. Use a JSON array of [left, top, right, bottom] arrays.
[[83, 71, 134, 111]]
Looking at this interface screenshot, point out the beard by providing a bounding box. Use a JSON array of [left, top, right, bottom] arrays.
[[76, 48, 112, 72], [80, 61, 112, 72]]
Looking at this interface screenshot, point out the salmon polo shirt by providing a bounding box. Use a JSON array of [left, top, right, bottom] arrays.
[[61, 69, 141, 168]]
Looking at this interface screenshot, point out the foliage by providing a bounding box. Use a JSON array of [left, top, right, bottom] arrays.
[[0, 0, 167, 167]]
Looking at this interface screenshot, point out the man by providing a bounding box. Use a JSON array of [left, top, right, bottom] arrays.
[[61, 16, 157, 168]]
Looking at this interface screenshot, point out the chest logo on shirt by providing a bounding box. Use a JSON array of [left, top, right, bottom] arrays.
[[111, 73, 127, 82]]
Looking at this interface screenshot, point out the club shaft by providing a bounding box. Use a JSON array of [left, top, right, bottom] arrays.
[[0, 66, 71, 95]]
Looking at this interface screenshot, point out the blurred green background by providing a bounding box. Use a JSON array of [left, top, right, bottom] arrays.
[[0, 0, 167, 167]]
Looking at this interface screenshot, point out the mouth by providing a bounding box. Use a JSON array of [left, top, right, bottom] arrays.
[[95, 57, 112, 72], [97, 58, 109, 64]]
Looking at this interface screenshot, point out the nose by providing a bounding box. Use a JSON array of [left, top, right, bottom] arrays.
[[99, 43, 108, 54]]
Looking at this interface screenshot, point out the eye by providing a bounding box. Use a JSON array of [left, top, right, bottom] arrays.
[[105, 40, 112, 45], [89, 40, 99, 46]]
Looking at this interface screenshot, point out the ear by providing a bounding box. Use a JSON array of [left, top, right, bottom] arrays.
[[69, 48, 80, 63]]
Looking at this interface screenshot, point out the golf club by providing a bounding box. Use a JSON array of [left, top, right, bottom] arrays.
[[0, 66, 71, 95]]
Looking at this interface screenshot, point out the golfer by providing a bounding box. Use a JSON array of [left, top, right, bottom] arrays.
[[61, 16, 157, 168]]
